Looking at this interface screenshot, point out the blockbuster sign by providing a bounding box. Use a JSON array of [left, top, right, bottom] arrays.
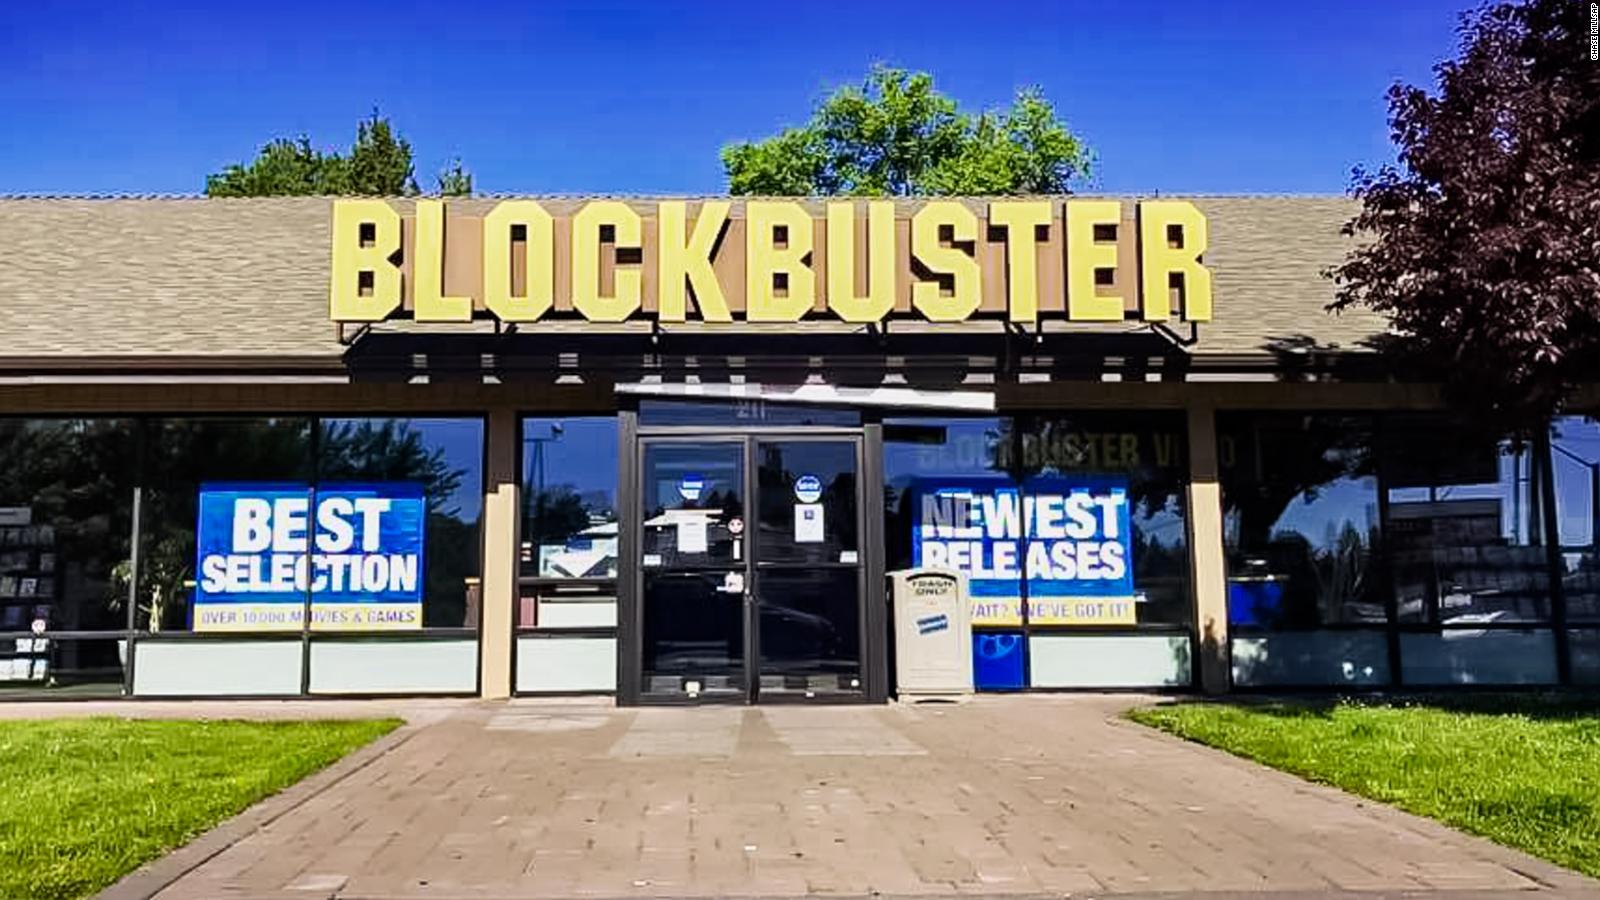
[[194, 483, 426, 632], [911, 476, 1136, 627]]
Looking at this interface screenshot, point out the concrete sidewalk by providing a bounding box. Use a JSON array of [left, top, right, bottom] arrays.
[[76, 695, 1599, 899]]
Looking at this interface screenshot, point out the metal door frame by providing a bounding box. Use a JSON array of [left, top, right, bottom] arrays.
[[748, 432, 866, 705], [617, 413, 885, 705]]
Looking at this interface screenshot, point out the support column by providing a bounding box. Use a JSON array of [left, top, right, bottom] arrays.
[[1186, 404, 1231, 694], [479, 407, 520, 699]]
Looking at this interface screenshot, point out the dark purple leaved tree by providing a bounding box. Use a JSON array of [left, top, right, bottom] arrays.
[[1330, 0, 1600, 435]]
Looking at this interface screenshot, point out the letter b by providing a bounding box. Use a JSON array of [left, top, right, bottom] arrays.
[[232, 498, 273, 553]]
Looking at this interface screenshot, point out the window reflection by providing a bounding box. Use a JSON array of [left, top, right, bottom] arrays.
[[755, 440, 857, 565], [520, 417, 619, 630], [1220, 414, 1384, 627], [319, 418, 483, 629], [0, 419, 137, 694], [1570, 629, 1600, 685], [640, 443, 744, 566], [1553, 416, 1600, 622], [884, 415, 1192, 632], [883, 417, 1005, 575], [138, 418, 481, 634], [642, 570, 743, 696], [1383, 417, 1549, 624], [522, 418, 618, 580], [757, 567, 862, 695], [141, 418, 313, 633], [1018, 414, 1191, 627]]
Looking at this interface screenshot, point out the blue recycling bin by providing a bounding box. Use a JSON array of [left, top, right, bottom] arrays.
[[1227, 577, 1284, 627], [972, 632, 1026, 690]]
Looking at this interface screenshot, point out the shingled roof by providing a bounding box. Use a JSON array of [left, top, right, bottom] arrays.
[[0, 196, 1386, 367]]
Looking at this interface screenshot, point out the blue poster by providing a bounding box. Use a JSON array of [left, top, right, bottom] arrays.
[[194, 483, 426, 632], [910, 476, 1136, 626]]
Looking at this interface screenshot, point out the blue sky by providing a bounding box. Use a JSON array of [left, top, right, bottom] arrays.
[[1, 0, 1470, 196]]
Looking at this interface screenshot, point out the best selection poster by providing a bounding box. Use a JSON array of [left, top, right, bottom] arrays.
[[193, 483, 426, 632], [911, 476, 1136, 626]]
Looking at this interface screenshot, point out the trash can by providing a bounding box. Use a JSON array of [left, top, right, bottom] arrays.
[[889, 567, 973, 699]]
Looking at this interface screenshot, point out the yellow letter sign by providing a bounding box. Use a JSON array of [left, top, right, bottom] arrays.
[[910, 201, 982, 322], [1065, 199, 1124, 321], [482, 200, 554, 322], [413, 200, 472, 322], [328, 198, 1216, 327], [329, 199, 402, 322], [826, 200, 896, 323], [1138, 200, 1211, 322], [988, 201, 1052, 323], [571, 201, 642, 322], [746, 201, 815, 322], [658, 201, 732, 322]]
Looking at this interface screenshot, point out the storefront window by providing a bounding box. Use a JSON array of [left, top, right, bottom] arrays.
[[884, 416, 1011, 617], [885, 417, 1020, 688], [1014, 413, 1192, 689], [520, 417, 618, 630], [1220, 414, 1384, 628], [885, 413, 1191, 690], [0, 419, 138, 694], [319, 418, 483, 629], [884, 417, 1007, 574], [0, 415, 486, 697], [1382, 416, 1550, 624], [1017, 413, 1191, 627], [1552, 415, 1600, 622], [1219, 413, 1389, 688], [139, 418, 314, 633], [1220, 412, 1567, 688], [136, 417, 482, 635]]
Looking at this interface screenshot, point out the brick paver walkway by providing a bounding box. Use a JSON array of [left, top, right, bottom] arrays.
[[88, 695, 1600, 898]]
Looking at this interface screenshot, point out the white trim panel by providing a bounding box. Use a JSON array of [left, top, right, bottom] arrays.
[[516, 636, 617, 693]]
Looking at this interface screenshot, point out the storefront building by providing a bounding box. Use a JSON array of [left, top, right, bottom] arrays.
[[1, 195, 1597, 701]]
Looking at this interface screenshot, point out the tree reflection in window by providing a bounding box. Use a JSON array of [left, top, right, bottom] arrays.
[[522, 418, 618, 581], [1009, 414, 1192, 627], [1219, 414, 1385, 628], [319, 419, 482, 628], [0, 419, 137, 692], [134, 418, 481, 632], [139, 418, 313, 632]]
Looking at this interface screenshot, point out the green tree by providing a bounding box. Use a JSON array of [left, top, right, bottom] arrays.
[[1329, 0, 1600, 432], [341, 113, 417, 195], [722, 66, 1091, 196], [436, 157, 473, 197], [203, 137, 340, 197], [206, 111, 450, 197]]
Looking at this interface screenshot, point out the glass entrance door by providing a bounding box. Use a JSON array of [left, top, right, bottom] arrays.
[[752, 438, 864, 699], [635, 435, 865, 702], [638, 440, 747, 700]]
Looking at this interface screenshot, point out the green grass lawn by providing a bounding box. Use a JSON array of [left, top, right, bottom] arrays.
[[1130, 696, 1600, 878], [0, 717, 400, 900]]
